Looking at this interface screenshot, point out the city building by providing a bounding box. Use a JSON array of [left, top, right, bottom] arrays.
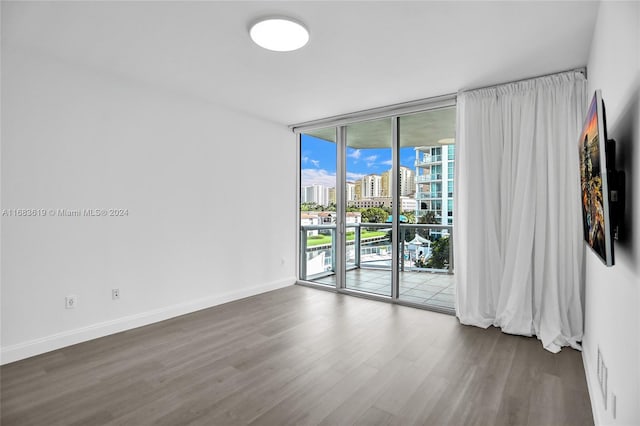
[[356, 174, 382, 199], [300, 213, 320, 236], [415, 144, 455, 227], [381, 166, 416, 197], [301, 184, 329, 206], [354, 182, 362, 200], [300, 211, 361, 226], [345, 211, 362, 224], [327, 187, 336, 205], [346, 181, 355, 202], [349, 196, 417, 211], [348, 198, 384, 209]]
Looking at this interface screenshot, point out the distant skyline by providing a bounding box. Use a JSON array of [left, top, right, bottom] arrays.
[[301, 134, 416, 187]]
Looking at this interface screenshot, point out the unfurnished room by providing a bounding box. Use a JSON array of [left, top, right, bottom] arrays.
[[1, 1, 639, 425]]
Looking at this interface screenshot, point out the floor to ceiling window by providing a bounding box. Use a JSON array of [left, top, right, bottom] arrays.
[[397, 108, 456, 310], [298, 127, 336, 286], [296, 98, 456, 313], [343, 118, 393, 297]]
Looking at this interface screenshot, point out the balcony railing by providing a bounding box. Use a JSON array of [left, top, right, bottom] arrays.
[[416, 174, 442, 183], [299, 223, 453, 281], [416, 191, 442, 199], [414, 155, 442, 167]]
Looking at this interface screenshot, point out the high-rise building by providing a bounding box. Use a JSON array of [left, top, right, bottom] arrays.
[[359, 174, 382, 198], [346, 182, 355, 202], [400, 166, 416, 196], [381, 166, 416, 197], [328, 187, 336, 205], [301, 184, 329, 206], [381, 170, 391, 197], [354, 182, 362, 200], [415, 145, 454, 228]]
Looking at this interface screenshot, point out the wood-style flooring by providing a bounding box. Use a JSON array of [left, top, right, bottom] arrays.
[[1, 285, 593, 425]]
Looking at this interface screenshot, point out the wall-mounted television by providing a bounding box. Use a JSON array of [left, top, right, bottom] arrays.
[[578, 90, 624, 267]]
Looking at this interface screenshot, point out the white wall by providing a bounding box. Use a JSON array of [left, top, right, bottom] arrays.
[[583, 2, 640, 425], [1, 30, 296, 363]]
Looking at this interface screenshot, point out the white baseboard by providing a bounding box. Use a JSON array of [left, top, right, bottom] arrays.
[[582, 349, 604, 425], [1, 277, 295, 365]]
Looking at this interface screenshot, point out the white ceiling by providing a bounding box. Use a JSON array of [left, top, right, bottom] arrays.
[[2, 1, 599, 126], [307, 107, 457, 148]]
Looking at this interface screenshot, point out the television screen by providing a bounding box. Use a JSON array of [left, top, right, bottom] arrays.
[[579, 90, 614, 266]]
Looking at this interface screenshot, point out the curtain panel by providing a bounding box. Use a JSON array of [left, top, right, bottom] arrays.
[[454, 71, 587, 352]]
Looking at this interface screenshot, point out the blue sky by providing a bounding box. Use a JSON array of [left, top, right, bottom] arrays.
[[301, 134, 416, 187]]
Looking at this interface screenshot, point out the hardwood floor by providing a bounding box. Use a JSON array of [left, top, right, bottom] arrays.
[[1, 285, 593, 425]]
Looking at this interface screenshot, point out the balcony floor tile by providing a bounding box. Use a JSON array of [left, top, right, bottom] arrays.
[[305, 268, 455, 311]]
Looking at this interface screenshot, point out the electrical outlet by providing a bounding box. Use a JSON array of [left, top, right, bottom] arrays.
[[112, 288, 120, 300], [65, 295, 77, 309]]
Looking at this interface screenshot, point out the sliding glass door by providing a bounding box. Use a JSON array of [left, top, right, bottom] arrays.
[[298, 127, 337, 286], [297, 100, 456, 313], [344, 118, 393, 296], [397, 108, 456, 309]]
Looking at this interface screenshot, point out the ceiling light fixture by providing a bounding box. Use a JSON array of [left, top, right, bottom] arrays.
[[249, 18, 309, 52]]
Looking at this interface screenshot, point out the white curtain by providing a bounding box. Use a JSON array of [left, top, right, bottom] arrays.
[[454, 71, 587, 352]]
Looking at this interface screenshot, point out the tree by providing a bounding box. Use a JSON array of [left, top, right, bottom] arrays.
[[300, 202, 321, 211], [402, 210, 416, 224], [361, 207, 388, 223], [426, 236, 450, 269], [398, 210, 417, 242], [419, 211, 438, 224], [417, 211, 439, 239]]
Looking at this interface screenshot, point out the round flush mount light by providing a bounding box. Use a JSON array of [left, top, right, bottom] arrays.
[[249, 18, 309, 52]]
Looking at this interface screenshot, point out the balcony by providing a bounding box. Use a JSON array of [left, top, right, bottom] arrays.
[[416, 174, 442, 183], [416, 191, 442, 199], [414, 155, 442, 167], [299, 223, 454, 311]]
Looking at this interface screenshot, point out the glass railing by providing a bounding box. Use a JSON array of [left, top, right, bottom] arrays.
[[398, 224, 452, 274], [414, 156, 442, 167], [299, 224, 337, 281], [416, 192, 442, 199], [416, 174, 442, 182], [299, 222, 453, 281]]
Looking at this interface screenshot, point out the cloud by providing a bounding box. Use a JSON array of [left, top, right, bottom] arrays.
[[310, 159, 320, 167], [365, 155, 378, 167], [347, 149, 361, 160], [346, 172, 365, 181], [302, 169, 370, 186], [301, 169, 337, 187], [302, 156, 309, 164], [381, 159, 393, 166]]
